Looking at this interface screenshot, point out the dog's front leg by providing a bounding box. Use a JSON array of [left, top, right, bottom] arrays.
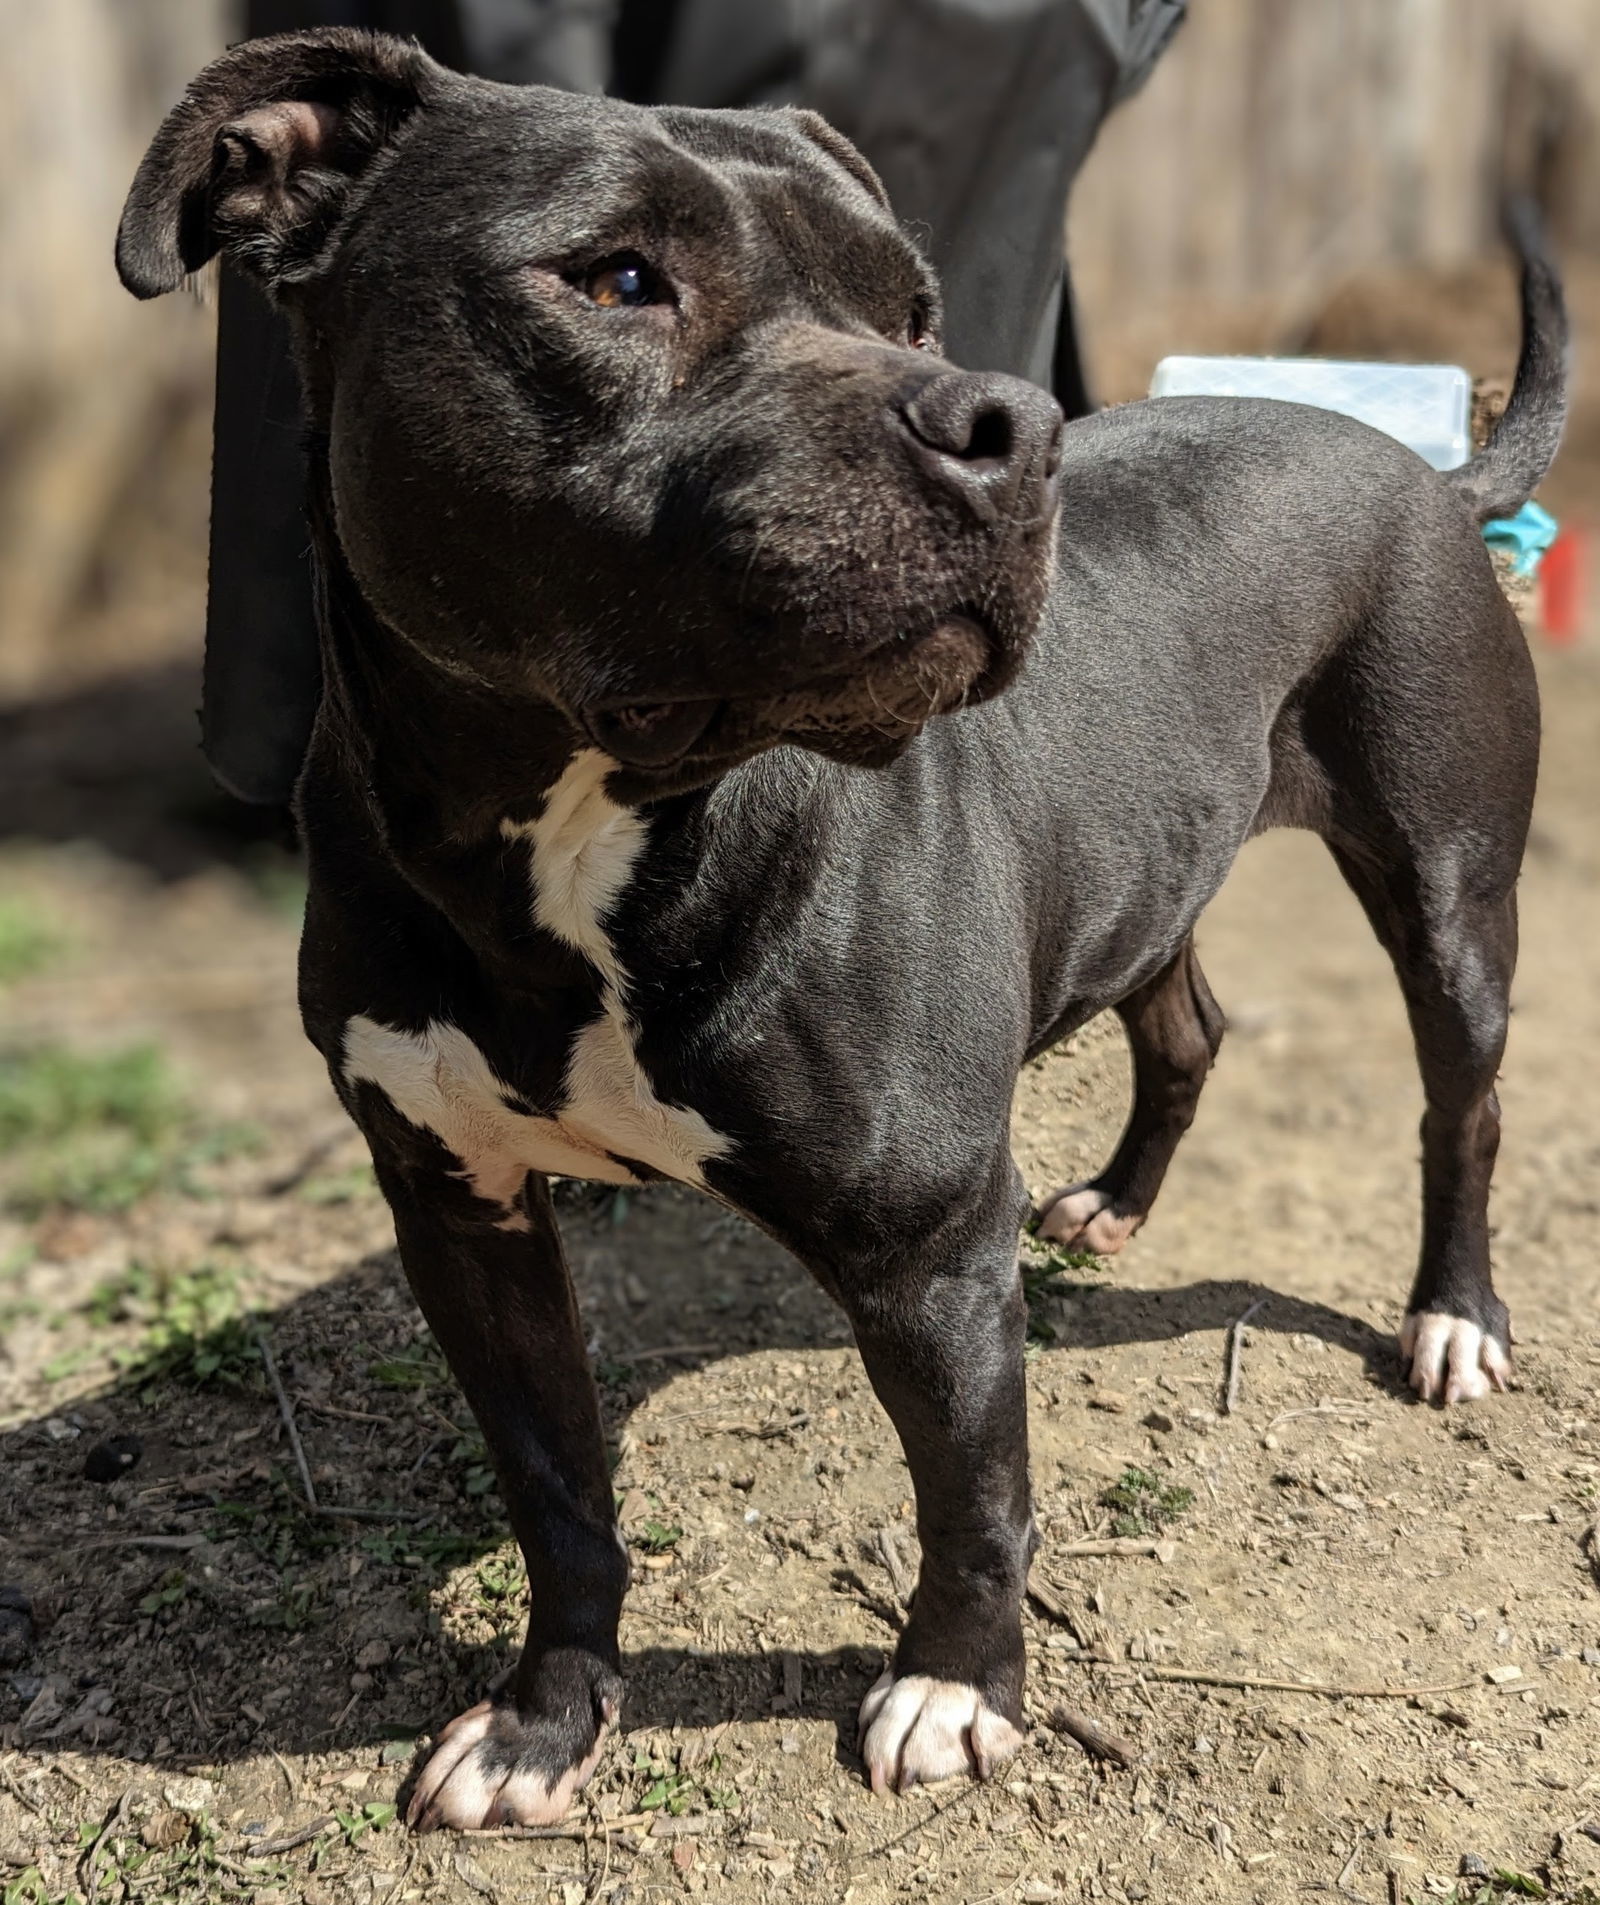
[[375, 1166, 627, 1831], [837, 1183, 1034, 1794]]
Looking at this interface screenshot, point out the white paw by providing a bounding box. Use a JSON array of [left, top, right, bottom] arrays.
[[1400, 1312, 1511, 1405], [406, 1697, 613, 1831], [1036, 1185, 1140, 1254], [857, 1672, 1024, 1796]]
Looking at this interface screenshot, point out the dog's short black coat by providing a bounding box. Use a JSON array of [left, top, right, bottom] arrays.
[[119, 28, 1566, 1825]]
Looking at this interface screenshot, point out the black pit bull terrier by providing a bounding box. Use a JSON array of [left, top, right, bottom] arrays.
[[118, 28, 1566, 1828]]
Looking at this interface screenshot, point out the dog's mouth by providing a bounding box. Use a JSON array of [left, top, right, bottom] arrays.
[[581, 615, 999, 772]]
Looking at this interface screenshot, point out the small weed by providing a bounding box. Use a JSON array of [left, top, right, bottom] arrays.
[[0, 1043, 257, 1213], [1435, 1877, 1553, 1905], [87, 1261, 261, 1392], [137, 1568, 190, 1619], [368, 1344, 447, 1390], [0, 899, 64, 985], [39, 1343, 96, 1383], [333, 1801, 397, 1848], [3, 1870, 81, 1905], [634, 1748, 738, 1816], [1099, 1466, 1194, 1539], [358, 1527, 481, 1574], [638, 1519, 683, 1554], [239, 850, 309, 923], [58, 1806, 292, 1903], [1021, 1241, 1103, 1347], [0, 1245, 38, 1331], [248, 1577, 325, 1632], [473, 1551, 524, 1603], [0, 1043, 177, 1147]]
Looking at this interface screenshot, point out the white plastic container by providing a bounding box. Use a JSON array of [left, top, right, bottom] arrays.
[[1148, 355, 1473, 472]]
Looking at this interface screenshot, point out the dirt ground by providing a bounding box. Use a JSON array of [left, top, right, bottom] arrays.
[[0, 630, 1596, 1905], [4, 265, 1600, 1902]]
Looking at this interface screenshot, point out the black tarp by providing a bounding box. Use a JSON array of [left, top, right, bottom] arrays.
[[203, 0, 1185, 803]]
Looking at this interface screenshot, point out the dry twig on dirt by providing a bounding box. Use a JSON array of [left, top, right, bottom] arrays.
[[309, 1503, 427, 1524], [250, 1816, 335, 1855], [1266, 1400, 1371, 1431], [256, 1325, 317, 1511], [66, 1532, 205, 1554], [79, 1785, 132, 1898], [1582, 1522, 1600, 1591], [1101, 1663, 1477, 1701], [1049, 1702, 1140, 1768], [459, 1813, 648, 1840], [1057, 1537, 1175, 1561], [1222, 1299, 1266, 1415]]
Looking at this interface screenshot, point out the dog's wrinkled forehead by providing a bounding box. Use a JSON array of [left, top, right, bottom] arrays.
[[344, 88, 937, 342]]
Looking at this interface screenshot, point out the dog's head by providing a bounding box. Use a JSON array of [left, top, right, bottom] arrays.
[[120, 29, 1063, 789]]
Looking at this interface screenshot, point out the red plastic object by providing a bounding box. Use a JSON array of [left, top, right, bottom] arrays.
[[1539, 528, 1586, 647]]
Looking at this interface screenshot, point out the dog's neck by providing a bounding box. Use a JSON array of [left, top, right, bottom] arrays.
[[304, 478, 838, 985]]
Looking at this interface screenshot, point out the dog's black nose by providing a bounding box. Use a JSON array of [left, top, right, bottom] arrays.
[[898, 372, 1064, 525]]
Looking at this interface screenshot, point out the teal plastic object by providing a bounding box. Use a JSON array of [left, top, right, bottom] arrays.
[[1482, 500, 1559, 577]]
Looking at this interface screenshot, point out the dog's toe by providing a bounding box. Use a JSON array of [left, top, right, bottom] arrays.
[[1399, 1311, 1511, 1405], [1035, 1185, 1139, 1254], [857, 1672, 1023, 1796], [405, 1696, 614, 1831]]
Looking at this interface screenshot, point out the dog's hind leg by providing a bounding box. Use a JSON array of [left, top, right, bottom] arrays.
[[1035, 936, 1224, 1253], [1328, 839, 1520, 1404], [1307, 562, 1536, 1404]]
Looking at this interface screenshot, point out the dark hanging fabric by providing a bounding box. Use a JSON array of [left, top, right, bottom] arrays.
[[201, 0, 1185, 804]]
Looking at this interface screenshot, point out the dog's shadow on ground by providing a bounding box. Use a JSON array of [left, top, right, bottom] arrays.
[[0, 1178, 1399, 1778]]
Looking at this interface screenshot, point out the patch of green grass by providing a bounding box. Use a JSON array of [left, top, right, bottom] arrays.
[[238, 851, 310, 924], [3, 1870, 82, 1905], [638, 1519, 683, 1555], [0, 1043, 258, 1214], [634, 1747, 738, 1817], [297, 1162, 378, 1205], [0, 898, 64, 985], [65, 1806, 295, 1902], [357, 1527, 481, 1574], [0, 1244, 39, 1331], [1414, 1879, 1593, 1905], [1099, 1466, 1194, 1539], [85, 1261, 262, 1392], [137, 1567, 191, 1619], [473, 1550, 524, 1604], [0, 1043, 178, 1146], [368, 1343, 448, 1390]]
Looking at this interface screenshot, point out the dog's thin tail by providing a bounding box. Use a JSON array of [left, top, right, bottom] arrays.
[[1445, 196, 1569, 525]]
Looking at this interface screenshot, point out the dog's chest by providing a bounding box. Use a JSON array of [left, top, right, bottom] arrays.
[[343, 752, 728, 1216]]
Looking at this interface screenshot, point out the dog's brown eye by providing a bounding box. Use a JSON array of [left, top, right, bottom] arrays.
[[583, 254, 667, 309]]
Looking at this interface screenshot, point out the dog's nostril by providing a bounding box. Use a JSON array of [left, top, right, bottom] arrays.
[[963, 406, 1014, 465]]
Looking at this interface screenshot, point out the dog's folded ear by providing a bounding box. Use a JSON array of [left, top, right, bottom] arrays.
[[780, 109, 890, 211], [116, 27, 443, 300]]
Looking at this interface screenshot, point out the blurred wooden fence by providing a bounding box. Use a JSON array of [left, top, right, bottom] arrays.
[[2, 0, 1599, 693], [1071, 0, 1600, 396], [0, 0, 227, 698]]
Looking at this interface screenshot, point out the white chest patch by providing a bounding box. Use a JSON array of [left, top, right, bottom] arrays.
[[343, 751, 730, 1222]]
